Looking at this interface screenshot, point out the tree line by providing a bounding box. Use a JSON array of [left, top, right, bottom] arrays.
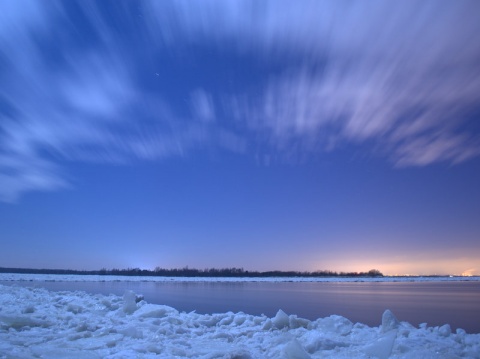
[[0, 266, 384, 277]]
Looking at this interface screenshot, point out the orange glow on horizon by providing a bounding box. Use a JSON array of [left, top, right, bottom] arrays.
[[315, 255, 480, 277], [461, 268, 477, 277]]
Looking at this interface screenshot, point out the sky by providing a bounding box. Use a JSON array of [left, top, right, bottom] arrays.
[[1, 1, 480, 276]]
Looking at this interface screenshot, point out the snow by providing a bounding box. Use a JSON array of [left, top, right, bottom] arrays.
[[1, 273, 479, 283], [1, 284, 479, 358]]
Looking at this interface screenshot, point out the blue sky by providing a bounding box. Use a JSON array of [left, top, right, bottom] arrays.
[[1, 0, 480, 275]]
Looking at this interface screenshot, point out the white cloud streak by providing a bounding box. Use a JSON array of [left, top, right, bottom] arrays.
[[0, 1, 243, 202], [1, 0, 479, 201], [209, 0, 480, 165], [190, 90, 216, 123]]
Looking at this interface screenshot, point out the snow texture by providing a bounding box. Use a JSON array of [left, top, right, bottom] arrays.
[[1, 273, 479, 283], [1, 284, 479, 358]]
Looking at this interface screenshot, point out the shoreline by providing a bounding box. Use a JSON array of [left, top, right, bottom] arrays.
[[1, 272, 479, 283]]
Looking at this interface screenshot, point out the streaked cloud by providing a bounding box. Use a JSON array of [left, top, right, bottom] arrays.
[[147, 0, 480, 164], [216, 1, 480, 165], [190, 89, 216, 123], [0, 1, 239, 201], [1, 1, 479, 201]]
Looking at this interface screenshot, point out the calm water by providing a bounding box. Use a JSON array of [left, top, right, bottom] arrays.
[[2, 280, 480, 333]]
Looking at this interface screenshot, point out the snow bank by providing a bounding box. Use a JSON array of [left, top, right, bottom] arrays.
[[1, 273, 479, 283], [1, 284, 478, 358]]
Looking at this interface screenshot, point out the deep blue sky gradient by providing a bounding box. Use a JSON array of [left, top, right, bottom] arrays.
[[1, 1, 480, 275]]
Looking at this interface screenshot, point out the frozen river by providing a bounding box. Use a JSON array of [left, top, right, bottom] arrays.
[[2, 275, 479, 333]]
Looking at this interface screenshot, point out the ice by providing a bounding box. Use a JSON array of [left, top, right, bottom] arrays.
[[363, 330, 397, 359], [122, 290, 138, 314], [315, 315, 353, 335], [272, 309, 290, 329], [1, 284, 479, 358], [381, 309, 399, 333], [1, 272, 480, 283], [283, 339, 311, 359]]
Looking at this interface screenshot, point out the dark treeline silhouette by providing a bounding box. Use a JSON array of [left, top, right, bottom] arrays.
[[0, 266, 384, 277]]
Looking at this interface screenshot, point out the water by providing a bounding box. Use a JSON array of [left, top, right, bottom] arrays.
[[3, 280, 480, 333]]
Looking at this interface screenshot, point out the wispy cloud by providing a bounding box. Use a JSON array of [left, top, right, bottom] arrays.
[[231, 60, 480, 165], [146, 0, 480, 165], [0, 41, 143, 201], [0, 2, 240, 201], [1, 1, 479, 201], [215, 1, 480, 165], [190, 89, 216, 123]]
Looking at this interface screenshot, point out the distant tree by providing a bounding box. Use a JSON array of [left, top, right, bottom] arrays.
[[367, 269, 383, 277], [0, 266, 385, 278]]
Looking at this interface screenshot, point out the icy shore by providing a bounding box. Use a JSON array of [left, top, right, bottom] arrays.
[[1, 273, 479, 283], [1, 284, 479, 358]]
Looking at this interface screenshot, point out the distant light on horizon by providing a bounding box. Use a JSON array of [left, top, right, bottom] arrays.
[[461, 268, 478, 277]]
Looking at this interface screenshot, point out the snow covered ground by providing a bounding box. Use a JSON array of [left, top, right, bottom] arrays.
[[1, 273, 479, 283], [1, 284, 479, 358]]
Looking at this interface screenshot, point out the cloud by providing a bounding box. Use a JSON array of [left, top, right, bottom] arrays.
[[0, 1, 249, 202], [0, 42, 143, 201], [0, 6, 202, 201], [0, 154, 68, 203], [211, 0, 480, 165], [1, 1, 480, 201], [147, 0, 480, 164], [230, 59, 480, 165], [0, 50, 229, 201], [190, 89, 216, 123]]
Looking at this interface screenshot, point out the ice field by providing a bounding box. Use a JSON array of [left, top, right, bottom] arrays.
[[1, 283, 479, 358], [2, 273, 480, 283]]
